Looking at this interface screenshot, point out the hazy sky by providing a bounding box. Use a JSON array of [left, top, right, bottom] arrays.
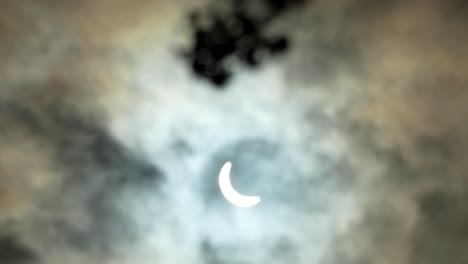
[[1, 0, 468, 264]]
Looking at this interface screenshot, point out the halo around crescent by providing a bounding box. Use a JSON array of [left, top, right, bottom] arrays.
[[218, 161, 261, 208]]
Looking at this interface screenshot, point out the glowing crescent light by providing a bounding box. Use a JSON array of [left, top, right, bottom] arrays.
[[218, 161, 261, 208]]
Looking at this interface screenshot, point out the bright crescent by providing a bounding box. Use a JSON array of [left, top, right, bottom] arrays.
[[218, 161, 261, 208]]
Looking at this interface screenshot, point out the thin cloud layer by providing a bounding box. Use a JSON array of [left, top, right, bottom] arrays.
[[0, 1, 467, 264]]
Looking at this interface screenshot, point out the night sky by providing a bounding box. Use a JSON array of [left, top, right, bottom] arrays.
[[1, 0, 468, 264]]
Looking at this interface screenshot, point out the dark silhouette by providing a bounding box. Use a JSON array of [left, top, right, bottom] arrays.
[[184, 0, 305, 87]]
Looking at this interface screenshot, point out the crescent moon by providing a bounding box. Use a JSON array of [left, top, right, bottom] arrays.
[[218, 161, 261, 208]]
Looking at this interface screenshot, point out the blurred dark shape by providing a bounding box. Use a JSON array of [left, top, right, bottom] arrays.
[[264, 0, 306, 19], [266, 37, 289, 54], [0, 236, 36, 263], [184, 0, 306, 87]]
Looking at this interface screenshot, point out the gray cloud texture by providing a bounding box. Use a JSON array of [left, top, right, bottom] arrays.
[[1, 0, 468, 263]]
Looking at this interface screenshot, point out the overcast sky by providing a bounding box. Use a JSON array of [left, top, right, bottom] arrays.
[[1, 0, 468, 263]]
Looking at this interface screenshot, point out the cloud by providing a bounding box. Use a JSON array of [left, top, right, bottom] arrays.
[[1, 1, 467, 264]]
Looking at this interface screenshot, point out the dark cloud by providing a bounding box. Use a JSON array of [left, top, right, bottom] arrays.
[[1, 87, 164, 258], [0, 236, 37, 264], [411, 190, 468, 264]]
